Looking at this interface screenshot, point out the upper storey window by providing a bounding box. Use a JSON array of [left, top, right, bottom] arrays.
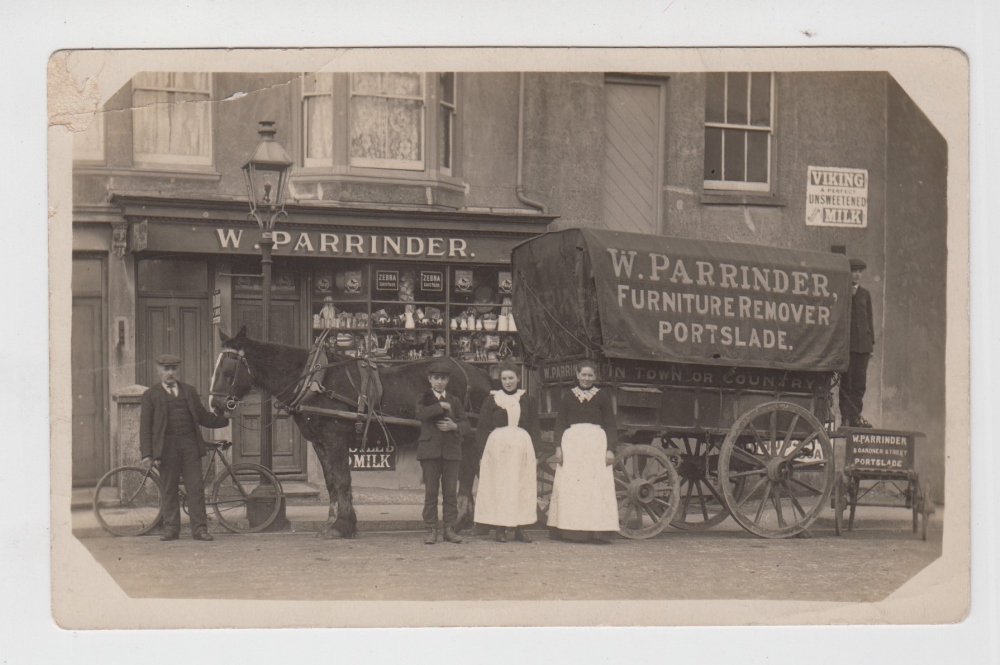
[[704, 72, 773, 192], [132, 72, 213, 167], [301, 72, 456, 176]]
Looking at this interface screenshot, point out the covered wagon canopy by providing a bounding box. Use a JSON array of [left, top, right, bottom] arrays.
[[512, 228, 852, 373]]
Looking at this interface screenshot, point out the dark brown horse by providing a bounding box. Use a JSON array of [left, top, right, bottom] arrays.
[[210, 327, 491, 538]]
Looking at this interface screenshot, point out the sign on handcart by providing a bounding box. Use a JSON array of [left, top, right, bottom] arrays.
[[846, 431, 914, 471]]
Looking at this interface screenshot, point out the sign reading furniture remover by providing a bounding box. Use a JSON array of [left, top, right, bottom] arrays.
[[805, 166, 869, 228]]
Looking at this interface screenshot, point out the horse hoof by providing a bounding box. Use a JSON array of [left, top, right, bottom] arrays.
[[316, 526, 343, 539]]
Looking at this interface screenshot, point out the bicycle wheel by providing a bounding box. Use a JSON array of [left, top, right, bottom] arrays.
[[93, 466, 163, 536], [211, 463, 283, 533]]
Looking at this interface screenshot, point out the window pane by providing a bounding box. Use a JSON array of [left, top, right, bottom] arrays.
[[723, 129, 746, 182], [746, 131, 769, 183], [440, 72, 455, 104], [171, 91, 211, 157], [305, 96, 333, 160], [351, 96, 388, 159], [138, 259, 208, 294], [351, 73, 380, 95], [726, 73, 748, 125], [386, 99, 422, 161], [704, 127, 723, 181], [73, 258, 103, 293], [303, 72, 333, 94], [705, 73, 725, 124], [439, 108, 453, 170], [383, 72, 422, 97], [750, 73, 771, 126]]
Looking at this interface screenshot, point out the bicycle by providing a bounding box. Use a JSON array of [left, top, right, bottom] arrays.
[[92, 440, 284, 536]]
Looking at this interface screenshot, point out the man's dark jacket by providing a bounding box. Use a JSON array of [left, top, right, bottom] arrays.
[[140, 382, 229, 460], [414, 390, 471, 462], [850, 286, 875, 354]]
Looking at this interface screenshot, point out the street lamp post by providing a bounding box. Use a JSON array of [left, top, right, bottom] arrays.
[[242, 121, 293, 529]]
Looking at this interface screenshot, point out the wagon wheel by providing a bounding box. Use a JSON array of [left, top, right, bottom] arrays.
[[834, 474, 847, 536], [718, 401, 835, 539], [614, 444, 682, 539], [664, 435, 744, 530]]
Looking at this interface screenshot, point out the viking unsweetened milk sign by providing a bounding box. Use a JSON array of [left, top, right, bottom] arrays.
[[805, 166, 868, 228]]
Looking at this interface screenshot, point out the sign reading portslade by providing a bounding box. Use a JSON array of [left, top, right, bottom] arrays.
[[805, 166, 868, 228]]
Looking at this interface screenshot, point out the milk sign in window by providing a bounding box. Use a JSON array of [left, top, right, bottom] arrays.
[[805, 166, 868, 228]]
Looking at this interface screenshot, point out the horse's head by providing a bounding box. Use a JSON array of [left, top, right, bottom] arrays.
[[210, 326, 255, 415]]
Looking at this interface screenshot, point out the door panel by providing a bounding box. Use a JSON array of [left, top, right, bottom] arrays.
[[72, 296, 107, 485], [137, 297, 211, 413], [604, 81, 663, 234], [232, 299, 305, 477]]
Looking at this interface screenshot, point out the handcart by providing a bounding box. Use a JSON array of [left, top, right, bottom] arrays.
[[833, 429, 934, 540], [513, 228, 855, 539]]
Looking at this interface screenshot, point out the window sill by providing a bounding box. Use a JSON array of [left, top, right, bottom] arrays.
[[700, 192, 786, 207], [291, 169, 467, 194], [75, 166, 223, 182]]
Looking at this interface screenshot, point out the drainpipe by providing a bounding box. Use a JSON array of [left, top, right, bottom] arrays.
[[516, 72, 548, 214]]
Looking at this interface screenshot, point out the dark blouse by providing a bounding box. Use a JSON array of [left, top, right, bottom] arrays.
[[554, 386, 619, 451], [475, 391, 541, 456]]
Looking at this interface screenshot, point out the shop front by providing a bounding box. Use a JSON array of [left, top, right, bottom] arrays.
[[114, 195, 554, 489]]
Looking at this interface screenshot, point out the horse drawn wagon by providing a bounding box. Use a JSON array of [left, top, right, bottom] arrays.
[[512, 228, 854, 539]]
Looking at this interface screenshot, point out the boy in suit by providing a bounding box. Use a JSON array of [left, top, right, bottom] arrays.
[[140, 354, 230, 541], [415, 361, 471, 544]]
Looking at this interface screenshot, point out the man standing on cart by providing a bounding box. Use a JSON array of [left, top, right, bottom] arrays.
[[840, 258, 875, 428]]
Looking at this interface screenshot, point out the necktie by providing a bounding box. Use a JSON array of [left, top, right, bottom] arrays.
[[170, 386, 178, 397]]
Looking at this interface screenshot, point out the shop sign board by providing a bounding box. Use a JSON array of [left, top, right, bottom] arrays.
[[805, 166, 868, 228], [846, 431, 915, 472], [137, 222, 526, 264]]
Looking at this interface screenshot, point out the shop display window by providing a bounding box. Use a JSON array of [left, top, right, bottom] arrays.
[[307, 262, 521, 366]]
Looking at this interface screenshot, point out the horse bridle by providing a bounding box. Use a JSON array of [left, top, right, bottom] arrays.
[[209, 348, 255, 412]]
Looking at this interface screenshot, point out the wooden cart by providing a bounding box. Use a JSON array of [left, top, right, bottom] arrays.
[[512, 228, 854, 539], [833, 429, 933, 540]]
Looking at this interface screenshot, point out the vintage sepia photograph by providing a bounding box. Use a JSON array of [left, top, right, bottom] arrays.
[[48, 47, 969, 630]]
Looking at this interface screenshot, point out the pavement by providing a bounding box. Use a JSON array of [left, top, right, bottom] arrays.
[[72, 482, 944, 539]]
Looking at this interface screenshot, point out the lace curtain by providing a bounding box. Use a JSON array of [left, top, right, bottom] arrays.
[[350, 73, 423, 167], [132, 72, 211, 163]]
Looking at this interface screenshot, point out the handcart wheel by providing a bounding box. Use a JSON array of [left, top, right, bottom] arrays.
[[718, 401, 835, 539], [614, 444, 681, 539], [921, 480, 933, 541], [834, 474, 847, 536], [665, 435, 744, 530], [847, 476, 858, 531], [911, 478, 921, 534]]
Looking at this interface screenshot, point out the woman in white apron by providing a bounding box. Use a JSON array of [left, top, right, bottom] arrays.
[[473, 362, 540, 542], [547, 360, 619, 543]]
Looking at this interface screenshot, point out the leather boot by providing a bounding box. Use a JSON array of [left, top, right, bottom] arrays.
[[424, 528, 438, 545], [514, 527, 532, 543], [442, 526, 463, 543], [495, 527, 508, 543]]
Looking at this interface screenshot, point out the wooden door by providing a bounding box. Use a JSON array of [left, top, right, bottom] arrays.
[[137, 298, 211, 403], [603, 79, 665, 234], [231, 299, 305, 477], [72, 286, 108, 486]]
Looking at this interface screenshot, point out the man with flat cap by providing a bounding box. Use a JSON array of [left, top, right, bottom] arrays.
[[840, 258, 875, 428], [415, 360, 471, 544], [140, 354, 231, 541]]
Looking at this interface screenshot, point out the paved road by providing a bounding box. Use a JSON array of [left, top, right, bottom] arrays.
[[77, 522, 942, 603]]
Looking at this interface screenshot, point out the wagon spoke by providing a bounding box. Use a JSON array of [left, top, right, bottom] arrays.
[[789, 477, 823, 496], [781, 415, 800, 456], [647, 470, 676, 486], [786, 431, 820, 460], [642, 502, 663, 523], [753, 482, 773, 524], [703, 477, 726, 504], [694, 480, 710, 521], [730, 446, 768, 468], [782, 481, 808, 518], [615, 461, 634, 483], [791, 459, 828, 469], [728, 467, 768, 480], [614, 475, 629, 489], [747, 424, 772, 459], [769, 410, 778, 457], [680, 478, 695, 514], [772, 483, 786, 528], [652, 496, 673, 510], [737, 475, 769, 509]]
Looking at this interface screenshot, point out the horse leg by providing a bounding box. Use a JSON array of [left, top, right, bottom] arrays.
[[326, 437, 358, 539]]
